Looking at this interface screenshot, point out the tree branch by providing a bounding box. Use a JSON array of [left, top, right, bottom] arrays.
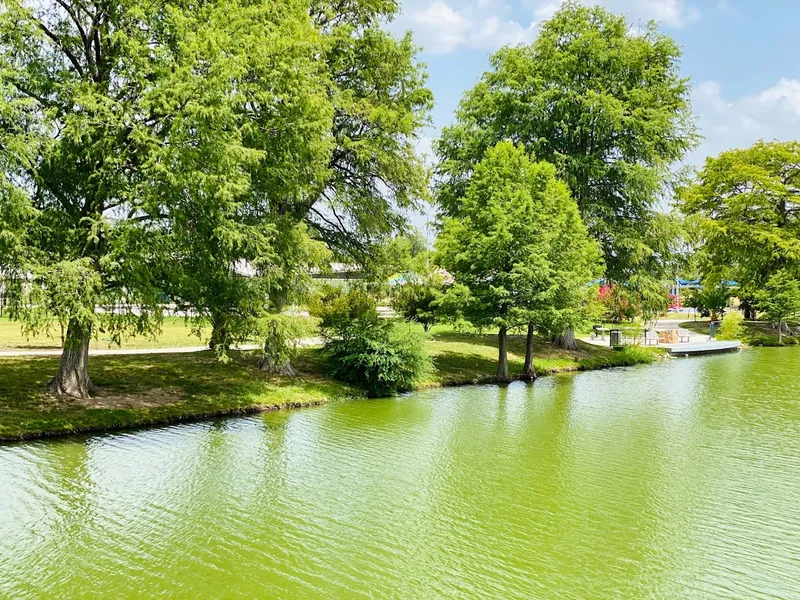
[[36, 20, 85, 78]]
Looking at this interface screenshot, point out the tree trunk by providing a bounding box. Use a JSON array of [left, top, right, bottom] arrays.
[[209, 319, 230, 352], [779, 319, 784, 345], [259, 355, 298, 376], [742, 302, 754, 320], [497, 325, 510, 382], [554, 327, 578, 351], [49, 319, 94, 398], [522, 323, 536, 381]]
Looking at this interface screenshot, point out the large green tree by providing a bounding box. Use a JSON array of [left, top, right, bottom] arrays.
[[436, 1, 696, 327], [755, 270, 800, 344], [305, 0, 433, 259], [195, 0, 434, 352], [164, 0, 334, 357], [679, 140, 800, 304], [0, 0, 331, 396], [436, 141, 598, 381]]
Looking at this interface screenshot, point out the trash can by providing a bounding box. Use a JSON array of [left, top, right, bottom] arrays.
[[709, 321, 719, 339], [610, 329, 623, 347]]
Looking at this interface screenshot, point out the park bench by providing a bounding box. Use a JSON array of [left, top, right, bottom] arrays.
[[592, 325, 609, 340]]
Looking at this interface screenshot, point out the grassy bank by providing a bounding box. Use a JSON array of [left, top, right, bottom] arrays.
[[0, 350, 351, 441], [680, 319, 800, 346], [0, 332, 660, 442], [423, 329, 659, 385]]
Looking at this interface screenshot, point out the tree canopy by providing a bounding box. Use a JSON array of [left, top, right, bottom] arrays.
[[306, 0, 433, 261], [679, 140, 800, 299], [174, 0, 435, 354], [436, 141, 599, 380], [755, 270, 800, 344], [435, 0, 696, 284], [0, 0, 334, 395]]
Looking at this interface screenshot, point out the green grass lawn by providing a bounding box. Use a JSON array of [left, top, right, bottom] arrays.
[[0, 349, 352, 441], [0, 328, 661, 442], [680, 319, 800, 346], [423, 329, 655, 385], [0, 315, 210, 350], [0, 314, 320, 350]]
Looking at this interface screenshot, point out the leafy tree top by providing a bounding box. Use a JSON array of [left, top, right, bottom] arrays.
[[305, 0, 433, 262], [436, 140, 599, 330], [679, 140, 800, 291], [435, 0, 696, 281], [0, 0, 331, 343]]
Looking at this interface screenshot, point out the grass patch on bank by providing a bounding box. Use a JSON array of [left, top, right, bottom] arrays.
[[0, 327, 661, 441], [0, 349, 353, 441], [423, 329, 659, 385], [680, 319, 800, 346]]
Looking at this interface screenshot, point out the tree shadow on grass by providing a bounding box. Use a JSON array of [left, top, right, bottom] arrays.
[[0, 357, 59, 408], [430, 350, 524, 383], [431, 330, 596, 359]]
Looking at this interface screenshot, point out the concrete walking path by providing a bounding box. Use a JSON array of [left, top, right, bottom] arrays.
[[0, 338, 323, 358]]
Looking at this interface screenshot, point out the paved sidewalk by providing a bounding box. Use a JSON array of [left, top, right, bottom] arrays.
[[580, 321, 709, 348], [0, 337, 323, 358]]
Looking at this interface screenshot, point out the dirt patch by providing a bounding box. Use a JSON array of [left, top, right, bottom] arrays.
[[45, 387, 185, 410]]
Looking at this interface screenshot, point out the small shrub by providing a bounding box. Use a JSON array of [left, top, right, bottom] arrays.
[[716, 312, 744, 340], [309, 285, 379, 332], [322, 321, 433, 397], [579, 346, 657, 370]]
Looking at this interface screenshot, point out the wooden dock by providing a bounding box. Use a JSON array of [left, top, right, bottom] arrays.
[[660, 340, 741, 357]]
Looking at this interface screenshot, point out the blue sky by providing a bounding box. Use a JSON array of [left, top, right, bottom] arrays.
[[389, 0, 800, 227]]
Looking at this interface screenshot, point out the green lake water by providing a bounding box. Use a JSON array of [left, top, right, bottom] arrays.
[[2, 348, 800, 598]]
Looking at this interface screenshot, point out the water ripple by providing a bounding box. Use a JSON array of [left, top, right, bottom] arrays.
[[1, 348, 800, 598]]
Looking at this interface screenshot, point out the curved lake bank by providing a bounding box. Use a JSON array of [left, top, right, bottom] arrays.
[[2, 348, 799, 598], [0, 341, 655, 442]]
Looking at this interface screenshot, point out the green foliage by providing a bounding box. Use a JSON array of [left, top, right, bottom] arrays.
[[306, 0, 433, 263], [436, 0, 696, 283], [313, 282, 432, 396], [309, 285, 380, 332], [578, 346, 658, 371], [0, 0, 334, 378], [679, 141, 800, 295], [755, 270, 800, 343], [717, 312, 744, 341], [321, 319, 432, 398], [628, 275, 672, 325], [686, 283, 731, 320], [436, 141, 600, 333], [391, 277, 444, 331]]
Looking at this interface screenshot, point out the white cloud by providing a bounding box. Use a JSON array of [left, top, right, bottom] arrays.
[[689, 78, 800, 165], [412, 3, 470, 54], [533, 2, 560, 20], [604, 0, 701, 28], [397, 0, 701, 56], [404, 0, 537, 54]]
